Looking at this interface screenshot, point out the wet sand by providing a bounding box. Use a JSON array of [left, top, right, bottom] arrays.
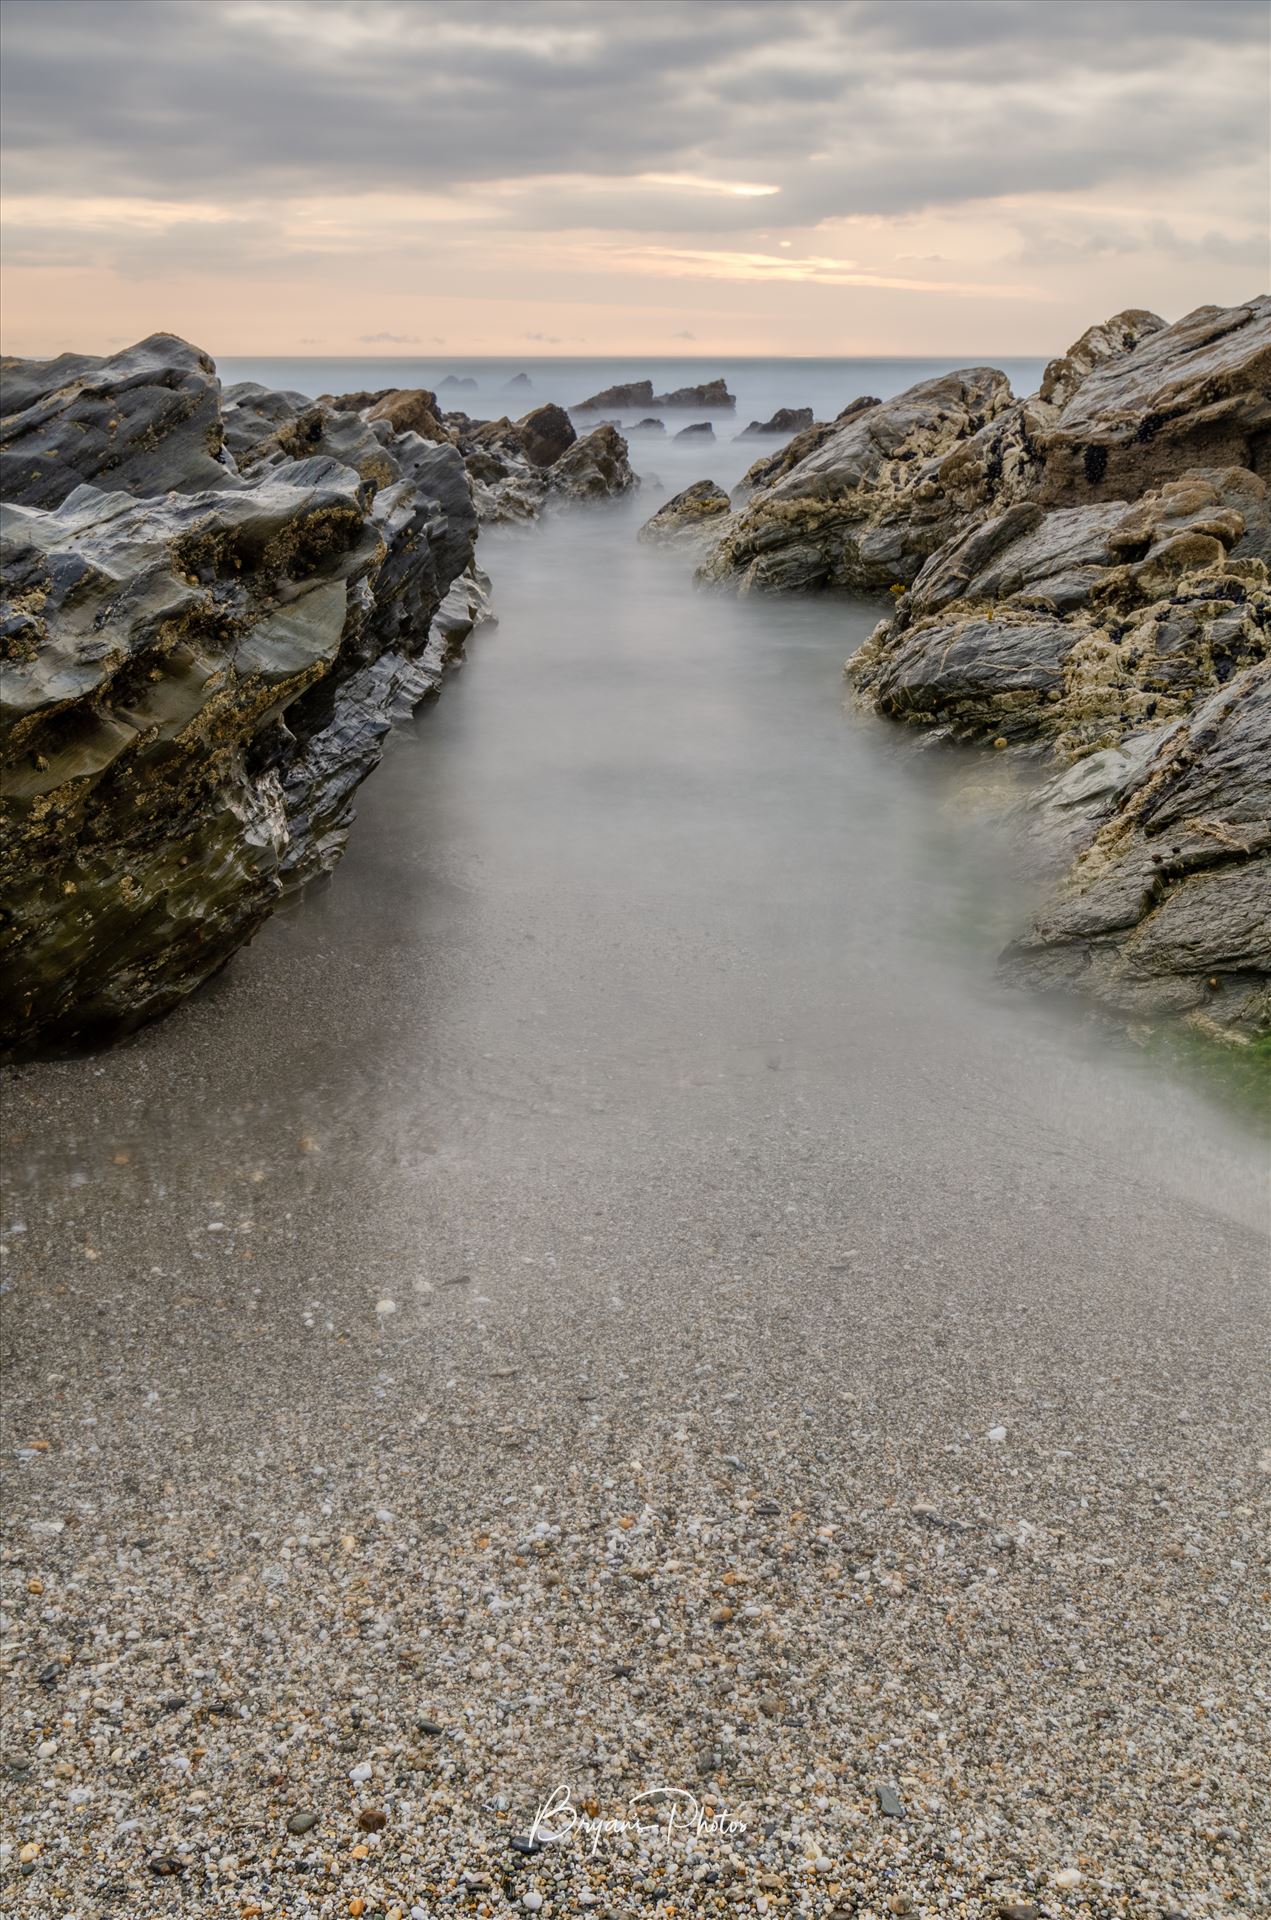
[[2, 492, 1268, 1917]]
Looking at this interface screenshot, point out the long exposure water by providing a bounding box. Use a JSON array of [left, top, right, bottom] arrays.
[[4, 354, 1269, 1904]]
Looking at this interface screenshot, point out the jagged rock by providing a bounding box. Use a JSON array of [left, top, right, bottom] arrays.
[[655, 379, 735, 409], [0, 336, 481, 1056], [572, 377, 737, 412], [439, 374, 478, 391], [737, 407, 814, 438], [573, 379, 654, 412], [1038, 309, 1166, 410], [697, 368, 1013, 594], [1001, 663, 1271, 1033], [0, 333, 232, 508], [637, 480, 732, 550], [502, 373, 533, 392], [365, 388, 446, 441], [516, 403, 576, 468], [222, 382, 314, 457], [465, 423, 635, 523], [735, 397, 881, 498], [631, 418, 667, 434], [1035, 298, 1271, 503], [674, 422, 714, 442], [548, 424, 637, 501], [852, 468, 1269, 749]]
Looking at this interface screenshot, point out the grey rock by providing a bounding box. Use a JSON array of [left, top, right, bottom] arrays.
[[1002, 663, 1271, 1032], [697, 368, 1014, 593], [737, 407, 815, 438], [674, 421, 714, 442], [1, 333, 231, 508], [638, 480, 732, 551], [0, 335, 481, 1057]]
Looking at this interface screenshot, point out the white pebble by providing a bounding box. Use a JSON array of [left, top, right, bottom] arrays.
[[987, 1425, 1008, 1444], [375, 1298, 397, 1316], [1054, 1866, 1083, 1888], [349, 1761, 372, 1783]]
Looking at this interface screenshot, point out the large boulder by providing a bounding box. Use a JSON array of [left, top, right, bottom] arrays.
[[638, 480, 732, 550], [696, 368, 1015, 594], [573, 379, 655, 412], [548, 424, 637, 501], [0, 336, 484, 1056], [0, 333, 232, 508], [516, 402, 576, 468]]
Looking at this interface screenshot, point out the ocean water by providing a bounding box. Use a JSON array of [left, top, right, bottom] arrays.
[[218, 353, 1050, 499]]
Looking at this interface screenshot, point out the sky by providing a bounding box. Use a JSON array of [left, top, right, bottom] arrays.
[[1, 0, 1268, 361]]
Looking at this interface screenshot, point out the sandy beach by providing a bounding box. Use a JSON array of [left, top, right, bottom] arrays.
[[3, 497, 1267, 1918]]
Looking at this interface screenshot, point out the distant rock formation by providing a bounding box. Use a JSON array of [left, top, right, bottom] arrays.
[[737, 407, 814, 438], [674, 421, 714, 441], [502, 372, 533, 392], [439, 374, 478, 391], [572, 377, 737, 412]]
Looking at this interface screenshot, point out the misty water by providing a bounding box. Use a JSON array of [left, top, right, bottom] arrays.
[[3, 357, 1266, 1366]]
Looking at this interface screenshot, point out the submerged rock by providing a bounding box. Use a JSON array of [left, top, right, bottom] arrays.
[[674, 421, 714, 442], [0, 335, 486, 1056]]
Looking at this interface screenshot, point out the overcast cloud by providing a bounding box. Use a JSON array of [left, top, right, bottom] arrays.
[[1, 0, 1267, 356]]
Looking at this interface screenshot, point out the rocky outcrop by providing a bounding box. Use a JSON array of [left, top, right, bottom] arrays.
[[573, 380, 654, 412], [637, 480, 731, 551], [738, 407, 814, 438], [695, 368, 1014, 594], [655, 379, 735, 410], [654, 299, 1270, 1036], [733, 397, 882, 499], [513, 403, 576, 469], [674, 422, 714, 442], [572, 377, 737, 412], [1002, 663, 1270, 1034], [502, 372, 533, 393], [853, 469, 1269, 751], [0, 335, 488, 1057], [631, 418, 667, 435], [0, 333, 232, 508]]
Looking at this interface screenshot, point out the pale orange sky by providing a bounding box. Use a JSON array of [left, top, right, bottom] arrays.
[[2, 0, 1268, 361]]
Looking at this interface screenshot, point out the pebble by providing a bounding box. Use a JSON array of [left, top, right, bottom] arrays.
[[287, 1810, 319, 1834], [357, 1806, 387, 1831], [875, 1783, 906, 1818]]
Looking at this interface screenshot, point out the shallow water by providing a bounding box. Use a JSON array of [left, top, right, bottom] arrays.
[[2, 441, 1265, 1256], [4, 382, 1269, 1908]]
